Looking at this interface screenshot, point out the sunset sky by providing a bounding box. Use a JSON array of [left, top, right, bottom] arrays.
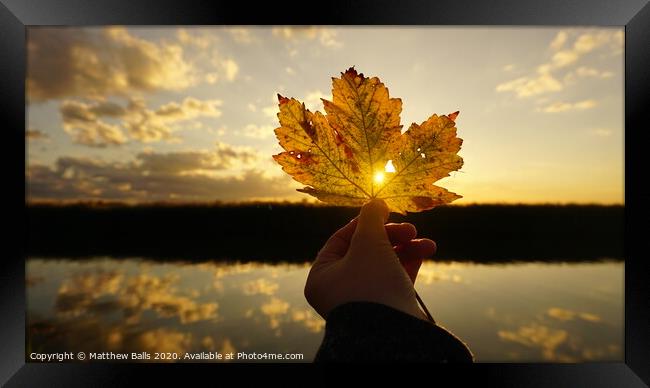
[[25, 27, 624, 205]]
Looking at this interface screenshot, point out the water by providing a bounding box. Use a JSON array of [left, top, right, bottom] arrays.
[[26, 258, 623, 362]]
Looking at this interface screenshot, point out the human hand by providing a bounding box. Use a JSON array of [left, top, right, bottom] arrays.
[[304, 199, 437, 321]]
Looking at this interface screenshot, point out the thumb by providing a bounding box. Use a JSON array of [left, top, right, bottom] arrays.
[[348, 199, 391, 257]]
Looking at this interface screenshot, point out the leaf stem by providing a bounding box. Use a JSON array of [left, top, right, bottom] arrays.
[[415, 290, 436, 323]]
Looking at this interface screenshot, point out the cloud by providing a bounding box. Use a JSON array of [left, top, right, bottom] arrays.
[[207, 127, 226, 137], [549, 31, 568, 51], [304, 90, 327, 111], [154, 97, 223, 120], [65, 121, 127, 148], [213, 58, 239, 82], [176, 28, 217, 49], [56, 270, 124, 317], [612, 30, 624, 55], [241, 278, 279, 296], [271, 27, 342, 48], [54, 266, 220, 325], [564, 66, 614, 85], [546, 307, 575, 321], [121, 273, 219, 324], [227, 28, 255, 44], [498, 323, 571, 362], [575, 66, 614, 78], [549, 30, 619, 66], [174, 28, 245, 85], [220, 338, 237, 358], [239, 124, 275, 139], [551, 50, 579, 68], [547, 307, 602, 322], [211, 262, 258, 278], [318, 29, 342, 48], [60, 97, 223, 146], [204, 72, 220, 84], [496, 72, 563, 98], [260, 297, 290, 329], [415, 266, 464, 285], [261, 90, 325, 117], [137, 328, 193, 356], [573, 32, 611, 54], [136, 145, 257, 174], [28, 27, 197, 101], [27, 149, 297, 202], [26, 128, 49, 141], [250, 291, 324, 335], [496, 30, 622, 99], [538, 99, 597, 113], [60, 100, 129, 147], [201, 336, 216, 350], [577, 313, 602, 322], [291, 308, 325, 333]]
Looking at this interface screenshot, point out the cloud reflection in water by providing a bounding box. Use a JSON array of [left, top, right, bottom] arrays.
[[27, 259, 622, 362]]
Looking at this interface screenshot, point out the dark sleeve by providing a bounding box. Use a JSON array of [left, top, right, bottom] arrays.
[[314, 302, 474, 363]]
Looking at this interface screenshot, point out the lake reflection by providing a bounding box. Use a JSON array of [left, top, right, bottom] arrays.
[[26, 258, 623, 362]]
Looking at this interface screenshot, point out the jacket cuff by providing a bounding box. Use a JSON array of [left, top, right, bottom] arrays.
[[314, 302, 473, 363]]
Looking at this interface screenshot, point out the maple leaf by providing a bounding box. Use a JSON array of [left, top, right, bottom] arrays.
[[272, 67, 463, 214]]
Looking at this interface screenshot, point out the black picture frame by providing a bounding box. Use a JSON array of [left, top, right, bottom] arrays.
[[2, 0, 648, 385]]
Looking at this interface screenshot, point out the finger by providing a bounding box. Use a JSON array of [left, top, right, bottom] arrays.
[[386, 223, 417, 245], [315, 217, 358, 263], [317, 221, 414, 265], [349, 199, 390, 255], [395, 239, 436, 283]]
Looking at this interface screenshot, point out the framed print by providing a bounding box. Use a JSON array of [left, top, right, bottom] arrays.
[[2, 0, 648, 386]]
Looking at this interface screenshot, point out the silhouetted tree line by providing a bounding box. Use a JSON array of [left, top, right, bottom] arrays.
[[26, 203, 624, 263]]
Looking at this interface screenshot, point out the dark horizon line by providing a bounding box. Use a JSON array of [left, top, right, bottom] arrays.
[[25, 199, 625, 208], [26, 255, 624, 264], [27, 202, 624, 262]]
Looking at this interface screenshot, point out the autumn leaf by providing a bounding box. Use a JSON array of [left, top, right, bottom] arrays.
[[272, 67, 463, 214]]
